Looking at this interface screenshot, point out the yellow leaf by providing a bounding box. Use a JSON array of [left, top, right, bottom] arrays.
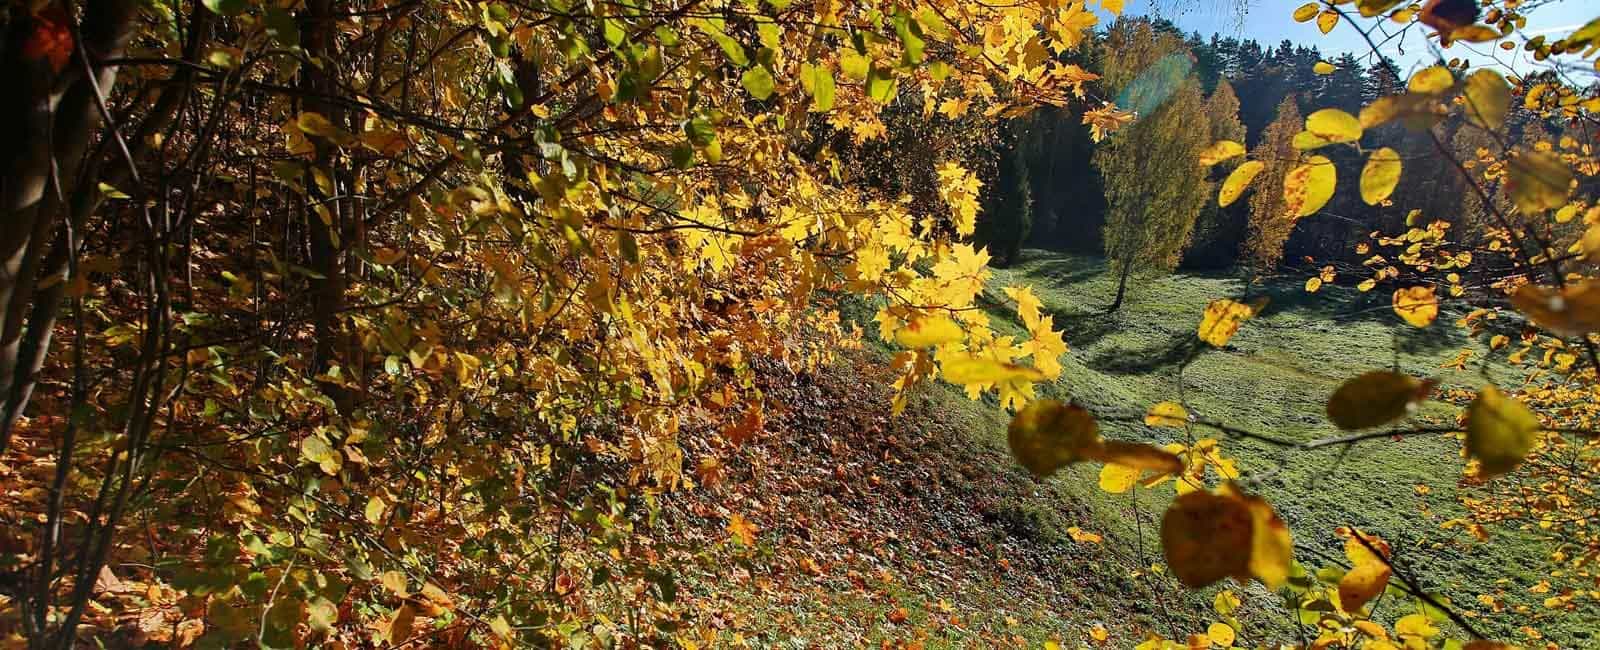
[[1005, 285, 1044, 328], [380, 570, 409, 597], [1408, 65, 1454, 94], [1391, 285, 1439, 327], [1292, 2, 1320, 22], [490, 615, 514, 640], [727, 513, 759, 546], [1099, 0, 1124, 16], [894, 315, 964, 348], [1292, 130, 1329, 151], [1161, 484, 1290, 589], [1507, 150, 1573, 214], [1451, 23, 1501, 43], [1161, 490, 1253, 588], [364, 495, 386, 524], [1231, 484, 1293, 589], [1344, 531, 1391, 566], [1214, 590, 1241, 615], [1218, 160, 1264, 207], [1007, 399, 1100, 477], [1326, 370, 1433, 430], [1357, 0, 1403, 17], [1283, 155, 1336, 217], [1144, 401, 1189, 428], [1099, 462, 1140, 493], [1314, 61, 1336, 75], [1197, 298, 1260, 347], [1510, 281, 1600, 337], [1338, 561, 1392, 612], [1465, 386, 1539, 479], [296, 111, 339, 137], [1199, 140, 1246, 166], [1317, 10, 1339, 34], [1305, 108, 1363, 145], [1360, 147, 1402, 205], [1207, 622, 1236, 647], [1068, 526, 1104, 544], [942, 354, 1046, 386], [1395, 613, 1438, 639], [1093, 440, 1184, 474], [936, 161, 983, 236], [1462, 69, 1510, 130], [1305, 276, 1323, 292]]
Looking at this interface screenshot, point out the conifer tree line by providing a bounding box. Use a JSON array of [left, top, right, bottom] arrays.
[[975, 16, 1591, 279]]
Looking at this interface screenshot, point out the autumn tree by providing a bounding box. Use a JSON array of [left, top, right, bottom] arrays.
[[1096, 78, 1210, 311], [1243, 95, 1303, 274], [0, 0, 1120, 645]]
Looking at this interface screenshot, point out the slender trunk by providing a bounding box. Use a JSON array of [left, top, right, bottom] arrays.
[[1108, 261, 1132, 313], [300, 0, 353, 414]]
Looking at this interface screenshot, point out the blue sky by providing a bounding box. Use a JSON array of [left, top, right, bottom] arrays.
[[1101, 0, 1597, 78]]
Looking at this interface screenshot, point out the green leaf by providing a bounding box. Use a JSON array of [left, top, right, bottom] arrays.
[[800, 63, 835, 112], [365, 495, 386, 524], [203, 0, 248, 16], [684, 116, 716, 146], [866, 66, 897, 103], [693, 19, 748, 67], [740, 65, 775, 100], [894, 11, 926, 64], [603, 18, 626, 48], [1465, 386, 1539, 479], [1462, 69, 1510, 130]]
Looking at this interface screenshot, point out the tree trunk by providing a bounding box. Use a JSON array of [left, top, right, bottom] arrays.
[[0, 0, 140, 454], [1108, 261, 1132, 313], [299, 0, 353, 414]]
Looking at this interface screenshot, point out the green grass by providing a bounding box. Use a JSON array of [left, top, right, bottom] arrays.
[[915, 249, 1592, 646]]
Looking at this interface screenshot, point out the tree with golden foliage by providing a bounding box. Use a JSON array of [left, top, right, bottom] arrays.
[[1244, 95, 1303, 273], [1094, 20, 1212, 311]]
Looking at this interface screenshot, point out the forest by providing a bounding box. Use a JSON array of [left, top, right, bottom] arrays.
[[1, 0, 1598, 648]]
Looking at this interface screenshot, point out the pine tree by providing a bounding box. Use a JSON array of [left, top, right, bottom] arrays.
[[1245, 95, 1303, 273], [978, 120, 1035, 267]]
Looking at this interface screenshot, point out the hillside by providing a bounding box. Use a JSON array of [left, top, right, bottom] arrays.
[[670, 250, 1592, 648]]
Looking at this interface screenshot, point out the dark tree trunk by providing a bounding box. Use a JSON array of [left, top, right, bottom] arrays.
[[1108, 261, 1132, 313], [0, 0, 140, 454]]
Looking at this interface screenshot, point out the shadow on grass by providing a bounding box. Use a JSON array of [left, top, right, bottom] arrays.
[[1084, 330, 1207, 375], [1048, 308, 1123, 349], [1013, 257, 1108, 289]]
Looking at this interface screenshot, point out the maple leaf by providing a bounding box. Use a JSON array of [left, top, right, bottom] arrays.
[[727, 513, 759, 546], [1082, 102, 1135, 142], [1003, 285, 1043, 328], [1049, 3, 1098, 54]]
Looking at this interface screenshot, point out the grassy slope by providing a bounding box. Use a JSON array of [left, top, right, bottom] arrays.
[[964, 250, 1590, 646], [681, 249, 1591, 648]]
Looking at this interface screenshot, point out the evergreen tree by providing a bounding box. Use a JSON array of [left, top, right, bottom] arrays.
[[978, 120, 1036, 267], [1187, 80, 1249, 267]]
